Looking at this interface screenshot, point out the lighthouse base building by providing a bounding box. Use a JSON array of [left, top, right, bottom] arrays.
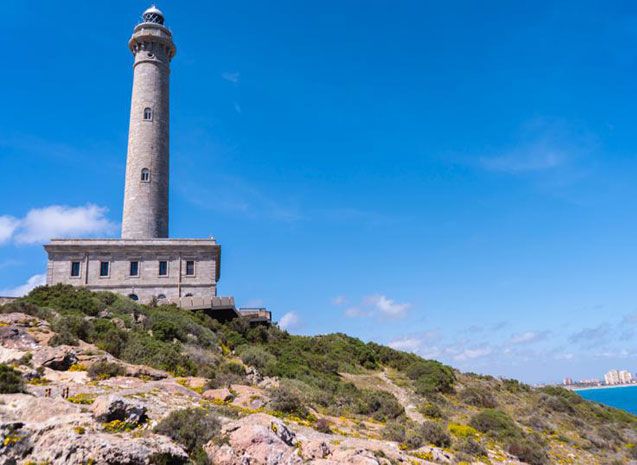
[[43, 7, 268, 323]]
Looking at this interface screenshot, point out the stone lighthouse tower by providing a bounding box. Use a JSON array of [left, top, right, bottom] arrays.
[[122, 6, 176, 239], [43, 5, 251, 320]]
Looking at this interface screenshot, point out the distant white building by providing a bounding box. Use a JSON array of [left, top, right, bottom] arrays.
[[604, 370, 633, 385]]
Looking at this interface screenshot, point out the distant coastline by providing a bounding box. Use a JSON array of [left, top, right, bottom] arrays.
[[571, 384, 637, 392]]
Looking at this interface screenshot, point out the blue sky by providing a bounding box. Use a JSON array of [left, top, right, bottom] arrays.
[[2, 1, 637, 384]]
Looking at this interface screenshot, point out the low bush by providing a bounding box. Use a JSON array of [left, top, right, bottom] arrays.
[[0, 364, 25, 393], [419, 402, 444, 419], [506, 435, 549, 465], [405, 360, 455, 395], [419, 421, 451, 448], [470, 409, 521, 440], [87, 361, 126, 380], [314, 418, 332, 434], [24, 284, 101, 316], [460, 386, 498, 408], [456, 437, 488, 457], [206, 361, 246, 388], [382, 420, 407, 442], [269, 383, 310, 419], [120, 332, 196, 376], [356, 389, 404, 421], [155, 408, 220, 465], [238, 346, 275, 371]]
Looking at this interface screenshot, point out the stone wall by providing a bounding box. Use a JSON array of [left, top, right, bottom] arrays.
[[45, 239, 220, 305]]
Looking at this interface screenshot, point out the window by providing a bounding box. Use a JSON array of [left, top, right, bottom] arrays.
[[157, 294, 166, 300], [184, 293, 193, 297], [141, 168, 150, 182], [185, 260, 195, 276], [143, 107, 153, 121], [99, 261, 110, 277], [130, 261, 139, 276], [158, 260, 168, 276], [70, 261, 81, 277], [128, 294, 139, 301]]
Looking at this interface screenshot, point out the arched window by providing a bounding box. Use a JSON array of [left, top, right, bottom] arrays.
[[128, 294, 139, 301], [184, 293, 193, 298], [141, 168, 150, 182], [143, 107, 153, 121], [157, 294, 166, 300]]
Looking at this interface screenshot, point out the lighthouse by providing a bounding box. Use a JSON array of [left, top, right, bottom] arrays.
[[122, 6, 176, 239]]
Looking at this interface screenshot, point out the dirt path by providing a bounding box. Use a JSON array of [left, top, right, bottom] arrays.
[[377, 370, 425, 423]]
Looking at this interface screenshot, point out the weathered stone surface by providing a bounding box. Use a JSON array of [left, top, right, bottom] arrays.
[[32, 346, 78, 371], [92, 395, 147, 424], [202, 388, 234, 403], [125, 364, 168, 380]]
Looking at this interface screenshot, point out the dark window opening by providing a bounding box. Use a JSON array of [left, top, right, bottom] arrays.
[[184, 293, 193, 297], [158, 260, 168, 276], [128, 294, 139, 301], [99, 261, 110, 277], [157, 294, 166, 300], [70, 261, 81, 277], [130, 261, 139, 276], [141, 168, 150, 182], [185, 260, 195, 276], [143, 107, 153, 121]]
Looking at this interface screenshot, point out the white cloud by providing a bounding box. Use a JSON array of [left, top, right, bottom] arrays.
[[332, 295, 347, 306], [222, 72, 240, 84], [365, 294, 411, 318], [279, 312, 300, 330], [388, 337, 422, 353], [0, 274, 47, 297], [344, 307, 369, 318], [12, 204, 117, 244], [0, 216, 20, 244], [453, 347, 493, 362], [508, 331, 549, 345]]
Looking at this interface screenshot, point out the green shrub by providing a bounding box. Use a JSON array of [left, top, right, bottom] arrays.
[[418, 421, 451, 448], [356, 389, 404, 421], [0, 364, 25, 393], [0, 300, 52, 320], [405, 360, 455, 395], [470, 409, 521, 439], [87, 361, 126, 380], [506, 435, 549, 465], [24, 284, 100, 316], [238, 346, 276, 371], [155, 408, 220, 465], [419, 402, 444, 419], [456, 438, 488, 457], [269, 383, 310, 419], [50, 315, 92, 346], [120, 332, 196, 376], [501, 378, 531, 393], [206, 361, 246, 388], [314, 418, 332, 434], [460, 386, 498, 408], [382, 420, 406, 442]]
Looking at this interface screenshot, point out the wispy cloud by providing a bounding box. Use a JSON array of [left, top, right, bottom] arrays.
[[508, 330, 550, 345], [1, 205, 118, 245], [478, 118, 597, 174], [221, 72, 240, 84], [331, 295, 347, 306], [0, 217, 20, 244], [569, 324, 612, 349], [366, 294, 411, 318], [279, 311, 300, 331], [344, 294, 412, 320], [0, 274, 46, 297]]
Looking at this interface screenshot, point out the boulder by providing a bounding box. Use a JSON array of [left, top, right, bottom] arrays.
[[32, 346, 78, 371], [125, 364, 168, 380], [202, 388, 234, 403], [91, 395, 147, 425]]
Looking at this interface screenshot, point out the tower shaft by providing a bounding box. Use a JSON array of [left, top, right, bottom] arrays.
[[121, 13, 176, 239]]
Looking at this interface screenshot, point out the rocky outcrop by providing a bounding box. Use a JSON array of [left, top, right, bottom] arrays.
[[92, 395, 147, 424], [204, 413, 438, 465], [32, 345, 78, 371]]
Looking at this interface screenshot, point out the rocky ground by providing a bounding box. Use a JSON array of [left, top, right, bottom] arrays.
[[0, 311, 535, 465]]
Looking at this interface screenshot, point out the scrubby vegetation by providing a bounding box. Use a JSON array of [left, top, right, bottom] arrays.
[[3, 284, 637, 464], [154, 408, 220, 465], [0, 364, 25, 393]]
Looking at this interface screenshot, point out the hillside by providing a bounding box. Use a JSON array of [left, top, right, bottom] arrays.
[[0, 285, 635, 465]]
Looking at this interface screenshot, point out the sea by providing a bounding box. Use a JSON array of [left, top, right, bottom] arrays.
[[576, 385, 637, 415]]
